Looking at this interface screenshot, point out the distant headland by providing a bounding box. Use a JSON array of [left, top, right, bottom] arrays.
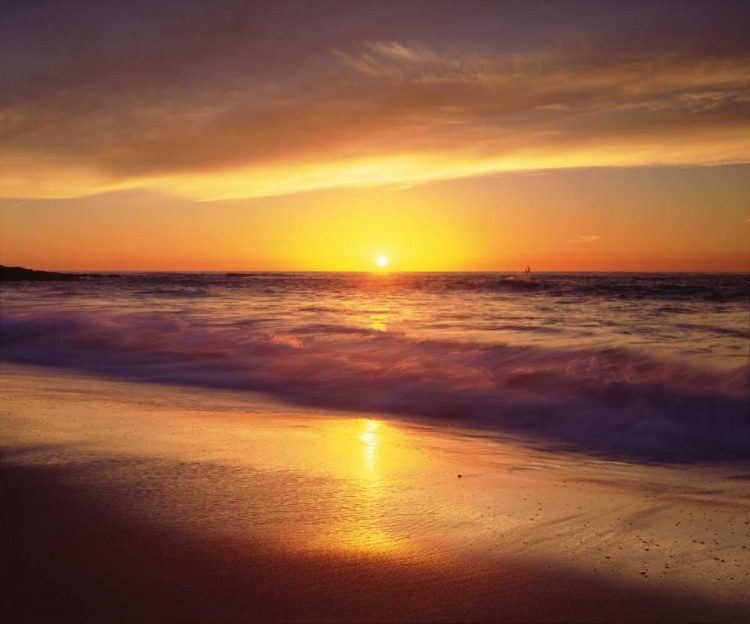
[[0, 265, 117, 281]]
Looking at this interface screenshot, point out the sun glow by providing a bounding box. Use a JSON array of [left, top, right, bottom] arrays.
[[376, 255, 388, 268]]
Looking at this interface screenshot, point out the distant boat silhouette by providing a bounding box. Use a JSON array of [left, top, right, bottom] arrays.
[[525, 265, 530, 273]]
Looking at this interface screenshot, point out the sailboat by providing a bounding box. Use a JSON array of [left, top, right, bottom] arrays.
[[525, 265, 530, 273]]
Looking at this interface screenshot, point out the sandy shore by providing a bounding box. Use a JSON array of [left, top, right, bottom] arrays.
[[1, 364, 748, 622]]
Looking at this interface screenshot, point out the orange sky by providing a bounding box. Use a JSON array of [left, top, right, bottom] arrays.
[[2, 166, 748, 272], [1, 1, 749, 272]]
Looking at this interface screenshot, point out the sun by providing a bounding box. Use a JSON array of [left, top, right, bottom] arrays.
[[376, 255, 388, 268]]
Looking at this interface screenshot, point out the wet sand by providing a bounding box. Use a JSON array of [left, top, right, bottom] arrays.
[[1, 364, 749, 622]]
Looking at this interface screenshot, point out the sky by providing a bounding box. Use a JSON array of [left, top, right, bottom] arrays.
[[1, 0, 749, 272]]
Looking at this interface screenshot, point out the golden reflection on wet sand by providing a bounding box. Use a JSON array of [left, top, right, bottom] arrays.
[[314, 418, 406, 556], [1, 365, 749, 609], [360, 419, 380, 473]]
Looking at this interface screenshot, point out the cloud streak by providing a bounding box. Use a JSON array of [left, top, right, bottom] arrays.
[[568, 236, 601, 244], [2, 0, 750, 200]]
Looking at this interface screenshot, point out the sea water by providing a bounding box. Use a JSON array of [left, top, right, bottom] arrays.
[[1, 272, 748, 460]]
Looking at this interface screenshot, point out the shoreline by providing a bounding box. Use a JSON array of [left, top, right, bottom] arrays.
[[1, 364, 749, 622]]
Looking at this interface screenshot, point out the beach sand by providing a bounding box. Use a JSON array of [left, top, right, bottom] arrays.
[[1, 363, 748, 622]]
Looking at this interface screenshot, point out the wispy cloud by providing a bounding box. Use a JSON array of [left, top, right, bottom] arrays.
[[568, 235, 601, 243], [1, 1, 749, 201]]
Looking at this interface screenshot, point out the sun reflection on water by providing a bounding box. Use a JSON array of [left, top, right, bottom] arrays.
[[370, 319, 388, 332]]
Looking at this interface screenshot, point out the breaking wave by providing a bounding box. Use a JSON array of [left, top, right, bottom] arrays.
[[2, 308, 748, 462]]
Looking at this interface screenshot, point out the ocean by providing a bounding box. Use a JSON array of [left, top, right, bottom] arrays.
[[1, 272, 748, 461]]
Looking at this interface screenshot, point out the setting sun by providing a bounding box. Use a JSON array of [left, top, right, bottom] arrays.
[[376, 255, 388, 268]]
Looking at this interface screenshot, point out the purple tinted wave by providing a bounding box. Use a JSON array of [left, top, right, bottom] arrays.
[[2, 309, 748, 462]]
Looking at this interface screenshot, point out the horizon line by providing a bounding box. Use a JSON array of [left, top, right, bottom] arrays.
[[3, 265, 748, 276]]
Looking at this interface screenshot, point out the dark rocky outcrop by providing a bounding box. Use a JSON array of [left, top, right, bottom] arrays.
[[0, 265, 80, 281]]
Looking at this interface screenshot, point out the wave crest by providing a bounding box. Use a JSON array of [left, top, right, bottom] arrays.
[[2, 309, 748, 461]]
